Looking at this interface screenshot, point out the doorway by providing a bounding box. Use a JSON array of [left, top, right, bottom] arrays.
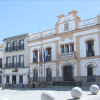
[[63, 65, 73, 81], [12, 75, 16, 84]]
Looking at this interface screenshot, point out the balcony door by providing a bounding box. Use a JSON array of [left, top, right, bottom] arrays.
[[12, 56, 17, 67], [46, 48, 51, 61], [86, 40, 95, 57], [13, 41, 17, 50], [63, 65, 73, 81], [19, 40, 24, 50], [19, 55, 24, 67], [0, 58, 2, 68], [87, 64, 96, 82], [33, 50, 38, 63], [7, 42, 11, 51], [6, 57, 10, 67]]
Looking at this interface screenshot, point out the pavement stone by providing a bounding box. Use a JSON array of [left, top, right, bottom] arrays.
[[0, 86, 100, 100]]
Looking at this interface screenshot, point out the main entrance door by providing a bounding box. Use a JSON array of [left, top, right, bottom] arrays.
[[12, 75, 16, 84], [63, 65, 73, 81]]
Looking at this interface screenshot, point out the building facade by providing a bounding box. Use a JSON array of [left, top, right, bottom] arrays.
[[3, 33, 29, 85], [0, 44, 3, 85], [28, 10, 100, 86]]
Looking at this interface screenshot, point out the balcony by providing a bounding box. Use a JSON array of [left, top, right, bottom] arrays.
[[4, 62, 27, 68], [46, 55, 51, 62], [86, 51, 95, 57], [33, 58, 38, 63], [5, 44, 24, 52], [58, 52, 76, 59]]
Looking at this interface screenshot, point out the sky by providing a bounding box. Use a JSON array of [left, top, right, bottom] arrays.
[[0, 0, 100, 44]]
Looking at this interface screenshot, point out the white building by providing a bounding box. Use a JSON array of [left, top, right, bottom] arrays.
[[3, 33, 29, 85], [28, 10, 100, 86], [0, 44, 3, 85]]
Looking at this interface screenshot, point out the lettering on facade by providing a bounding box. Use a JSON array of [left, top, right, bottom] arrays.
[[58, 53, 73, 58]]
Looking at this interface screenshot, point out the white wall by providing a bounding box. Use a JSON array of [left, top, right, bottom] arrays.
[[80, 58, 100, 76]]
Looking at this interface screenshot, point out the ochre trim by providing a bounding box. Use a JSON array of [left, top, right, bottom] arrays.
[[80, 55, 100, 60], [32, 48, 38, 52], [28, 25, 100, 44], [98, 33, 100, 55], [84, 38, 96, 43], [76, 36, 81, 76], [85, 62, 97, 68], [45, 46, 52, 50], [45, 66, 53, 71]]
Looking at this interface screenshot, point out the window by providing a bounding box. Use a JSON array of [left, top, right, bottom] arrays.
[[33, 50, 38, 63], [64, 23, 69, 31], [86, 40, 95, 57], [70, 43, 74, 52], [61, 45, 64, 53], [0, 75, 2, 83], [19, 40, 24, 50], [6, 57, 11, 67], [0, 58, 2, 68], [12, 56, 17, 67], [13, 41, 17, 50], [6, 75, 9, 83], [46, 48, 51, 61], [19, 55, 24, 67]]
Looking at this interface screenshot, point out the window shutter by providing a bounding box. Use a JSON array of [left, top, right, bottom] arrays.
[[64, 23, 69, 31]]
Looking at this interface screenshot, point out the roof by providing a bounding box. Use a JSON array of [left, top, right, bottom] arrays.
[[3, 33, 29, 41]]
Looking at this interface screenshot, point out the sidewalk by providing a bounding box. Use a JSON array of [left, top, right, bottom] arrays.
[[0, 86, 100, 100]]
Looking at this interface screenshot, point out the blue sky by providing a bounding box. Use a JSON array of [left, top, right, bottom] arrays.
[[0, 0, 100, 44]]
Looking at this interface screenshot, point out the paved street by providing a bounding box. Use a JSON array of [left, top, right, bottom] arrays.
[[0, 86, 100, 100]]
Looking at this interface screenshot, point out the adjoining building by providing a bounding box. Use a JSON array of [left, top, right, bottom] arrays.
[[0, 44, 3, 85], [28, 10, 100, 86], [3, 33, 29, 85]]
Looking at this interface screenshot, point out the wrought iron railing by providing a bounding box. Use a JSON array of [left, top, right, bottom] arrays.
[[4, 62, 27, 68], [33, 58, 38, 63], [33, 77, 38, 82], [87, 75, 96, 82], [5, 44, 24, 52], [46, 56, 51, 61], [46, 76, 52, 81], [86, 51, 95, 57]]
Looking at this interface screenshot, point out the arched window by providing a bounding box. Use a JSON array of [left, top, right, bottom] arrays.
[[33, 50, 38, 63], [86, 40, 95, 57], [46, 48, 51, 61]]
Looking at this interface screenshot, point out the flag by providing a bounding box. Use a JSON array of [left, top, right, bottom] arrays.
[[36, 51, 38, 64], [44, 50, 45, 63], [39, 48, 41, 63]]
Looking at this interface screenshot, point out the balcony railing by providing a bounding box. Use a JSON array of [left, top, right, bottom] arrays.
[[58, 52, 76, 59], [5, 44, 24, 52], [86, 51, 95, 57], [46, 56, 51, 61], [4, 62, 27, 68], [33, 58, 38, 63]]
